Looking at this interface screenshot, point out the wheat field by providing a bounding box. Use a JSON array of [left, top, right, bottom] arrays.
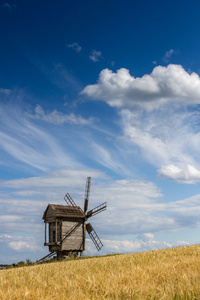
[[1, 245, 200, 299]]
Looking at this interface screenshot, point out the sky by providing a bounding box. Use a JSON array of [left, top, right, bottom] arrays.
[[1, 0, 200, 264]]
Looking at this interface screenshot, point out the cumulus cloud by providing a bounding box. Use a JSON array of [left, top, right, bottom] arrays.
[[158, 164, 200, 184], [81, 64, 200, 110], [29, 105, 95, 125], [67, 42, 82, 53], [89, 50, 102, 62]]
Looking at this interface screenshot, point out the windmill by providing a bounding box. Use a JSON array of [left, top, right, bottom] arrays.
[[40, 177, 107, 261]]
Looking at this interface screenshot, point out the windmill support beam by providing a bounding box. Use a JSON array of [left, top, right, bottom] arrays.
[[36, 251, 56, 264], [55, 220, 57, 243], [45, 222, 47, 244]]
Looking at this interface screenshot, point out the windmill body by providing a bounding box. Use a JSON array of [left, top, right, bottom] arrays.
[[43, 205, 85, 259], [42, 177, 107, 260]]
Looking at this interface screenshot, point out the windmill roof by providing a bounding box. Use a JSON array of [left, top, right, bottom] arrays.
[[43, 204, 85, 220]]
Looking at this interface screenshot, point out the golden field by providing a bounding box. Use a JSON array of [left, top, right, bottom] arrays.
[[1, 245, 200, 299]]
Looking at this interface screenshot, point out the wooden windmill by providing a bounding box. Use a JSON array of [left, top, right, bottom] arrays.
[[41, 177, 107, 261]]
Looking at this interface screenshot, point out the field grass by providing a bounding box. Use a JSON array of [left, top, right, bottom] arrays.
[[1, 245, 200, 299]]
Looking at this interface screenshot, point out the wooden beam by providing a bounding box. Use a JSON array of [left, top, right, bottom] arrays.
[[61, 220, 63, 251], [45, 222, 47, 244], [55, 220, 57, 243], [83, 220, 85, 251]]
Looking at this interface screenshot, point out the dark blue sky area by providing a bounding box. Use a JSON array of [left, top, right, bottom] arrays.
[[1, 0, 200, 102]]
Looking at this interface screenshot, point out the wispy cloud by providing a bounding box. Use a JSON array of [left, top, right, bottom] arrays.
[[0, 102, 82, 172], [2, 2, 16, 11], [89, 50, 102, 62], [0, 88, 11, 95], [91, 142, 128, 175], [0, 168, 105, 190], [67, 42, 82, 53], [28, 105, 95, 125], [163, 49, 178, 62], [0, 99, 134, 177]]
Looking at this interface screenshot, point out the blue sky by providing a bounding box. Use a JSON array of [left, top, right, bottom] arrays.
[[1, 0, 200, 263]]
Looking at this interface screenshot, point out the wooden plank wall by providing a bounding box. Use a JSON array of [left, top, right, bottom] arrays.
[[61, 220, 84, 251]]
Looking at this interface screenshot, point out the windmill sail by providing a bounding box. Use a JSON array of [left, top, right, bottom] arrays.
[[64, 193, 77, 207], [84, 177, 91, 214], [86, 223, 103, 251], [86, 202, 107, 218]]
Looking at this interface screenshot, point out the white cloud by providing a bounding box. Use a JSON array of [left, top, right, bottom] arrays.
[[0, 173, 199, 260], [89, 50, 102, 62], [81, 64, 200, 110], [67, 42, 82, 53], [0, 103, 83, 171], [0, 234, 11, 239], [87, 233, 189, 255], [81, 64, 200, 183], [120, 108, 200, 183], [90, 142, 127, 174], [0, 176, 163, 239], [0, 101, 133, 177], [0, 168, 105, 189], [0, 88, 11, 95], [9, 241, 31, 251], [163, 49, 179, 63], [29, 105, 95, 125], [158, 164, 200, 184], [163, 49, 176, 62], [0, 234, 44, 252], [136, 233, 189, 251]]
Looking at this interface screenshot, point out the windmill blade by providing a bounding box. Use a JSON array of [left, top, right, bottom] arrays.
[[84, 177, 91, 214], [86, 223, 103, 251], [86, 202, 107, 218], [64, 193, 77, 207]]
